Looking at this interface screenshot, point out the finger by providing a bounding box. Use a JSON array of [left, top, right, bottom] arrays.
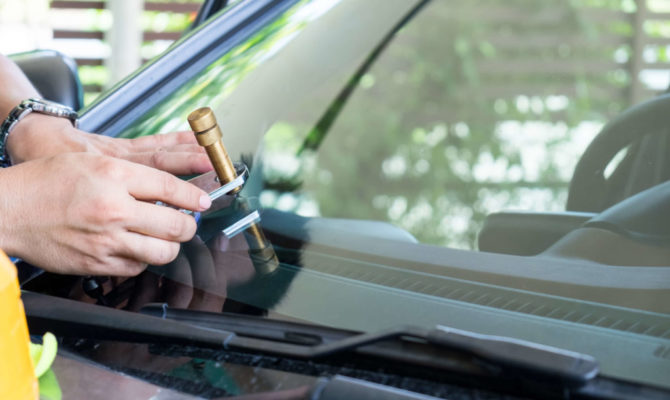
[[69, 239, 147, 276], [158, 144, 207, 153], [123, 151, 213, 175], [125, 271, 161, 311], [134, 143, 208, 156], [127, 201, 197, 242], [161, 250, 193, 286], [160, 251, 194, 308], [122, 163, 211, 211], [116, 231, 181, 266], [89, 256, 147, 277], [127, 131, 198, 152], [190, 288, 226, 312], [183, 237, 226, 312], [209, 235, 255, 285], [163, 278, 194, 309], [184, 236, 218, 288]]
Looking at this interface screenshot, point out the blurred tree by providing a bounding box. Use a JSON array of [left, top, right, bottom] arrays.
[[260, 0, 637, 249]]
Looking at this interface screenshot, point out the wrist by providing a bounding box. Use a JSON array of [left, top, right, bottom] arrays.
[[2, 98, 80, 166], [6, 113, 81, 164]]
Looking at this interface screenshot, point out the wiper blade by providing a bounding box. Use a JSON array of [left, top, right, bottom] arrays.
[[140, 304, 598, 387], [430, 325, 598, 383]]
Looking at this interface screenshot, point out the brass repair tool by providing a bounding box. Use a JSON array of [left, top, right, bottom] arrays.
[[188, 107, 241, 193], [246, 221, 280, 274], [188, 107, 279, 275]]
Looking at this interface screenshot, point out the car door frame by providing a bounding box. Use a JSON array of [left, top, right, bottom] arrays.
[[78, 0, 299, 137]]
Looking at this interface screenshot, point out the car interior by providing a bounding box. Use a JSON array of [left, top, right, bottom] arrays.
[[478, 93, 670, 256]]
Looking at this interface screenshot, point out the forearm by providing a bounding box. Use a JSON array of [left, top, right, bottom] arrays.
[[0, 54, 40, 118], [0, 167, 22, 257]]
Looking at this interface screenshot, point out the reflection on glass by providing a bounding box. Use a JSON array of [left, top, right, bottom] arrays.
[[257, 0, 640, 249], [100, 0, 670, 390]]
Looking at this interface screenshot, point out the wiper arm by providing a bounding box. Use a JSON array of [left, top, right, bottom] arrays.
[[22, 292, 443, 400], [22, 291, 598, 391], [140, 304, 598, 387]]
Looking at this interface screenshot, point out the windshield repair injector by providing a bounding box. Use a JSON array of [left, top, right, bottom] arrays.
[[188, 107, 279, 275], [188, 107, 241, 194]]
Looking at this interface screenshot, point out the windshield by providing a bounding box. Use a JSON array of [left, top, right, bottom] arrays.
[[84, 0, 670, 390]]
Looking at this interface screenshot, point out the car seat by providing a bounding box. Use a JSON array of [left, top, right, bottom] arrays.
[[478, 94, 670, 255], [567, 93, 670, 212], [10, 50, 83, 111]]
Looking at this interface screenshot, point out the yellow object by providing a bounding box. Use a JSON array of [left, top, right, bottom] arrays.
[[0, 249, 38, 400]]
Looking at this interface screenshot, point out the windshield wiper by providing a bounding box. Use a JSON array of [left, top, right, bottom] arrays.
[[139, 304, 598, 387], [22, 291, 598, 388]]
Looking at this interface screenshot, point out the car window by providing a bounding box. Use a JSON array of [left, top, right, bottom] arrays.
[[110, 0, 670, 389]]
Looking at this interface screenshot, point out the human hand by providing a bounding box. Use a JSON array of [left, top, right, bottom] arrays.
[[5, 113, 212, 175], [126, 234, 256, 313], [0, 152, 212, 276]]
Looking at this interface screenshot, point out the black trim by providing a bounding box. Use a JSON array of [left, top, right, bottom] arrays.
[[79, 0, 299, 136], [190, 0, 229, 29], [23, 291, 232, 347]]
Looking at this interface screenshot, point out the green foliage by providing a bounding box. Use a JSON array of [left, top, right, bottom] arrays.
[[142, 11, 193, 33], [260, 0, 636, 249], [78, 65, 107, 86], [119, 2, 308, 137]]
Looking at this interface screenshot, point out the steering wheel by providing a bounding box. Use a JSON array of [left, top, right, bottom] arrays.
[[567, 93, 670, 212]]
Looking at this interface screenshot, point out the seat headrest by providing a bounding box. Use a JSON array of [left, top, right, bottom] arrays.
[[10, 50, 83, 111]]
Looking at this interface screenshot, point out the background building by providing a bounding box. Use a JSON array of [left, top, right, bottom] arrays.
[[0, 0, 200, 104]]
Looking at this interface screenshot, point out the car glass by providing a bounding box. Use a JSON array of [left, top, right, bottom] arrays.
[[108, 0, 670, 390]]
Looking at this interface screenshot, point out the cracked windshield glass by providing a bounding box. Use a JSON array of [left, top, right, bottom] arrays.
[[105, 0, 669, 389]]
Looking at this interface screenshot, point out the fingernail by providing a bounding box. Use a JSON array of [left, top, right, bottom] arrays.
[[199, 194, 211, 210]]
